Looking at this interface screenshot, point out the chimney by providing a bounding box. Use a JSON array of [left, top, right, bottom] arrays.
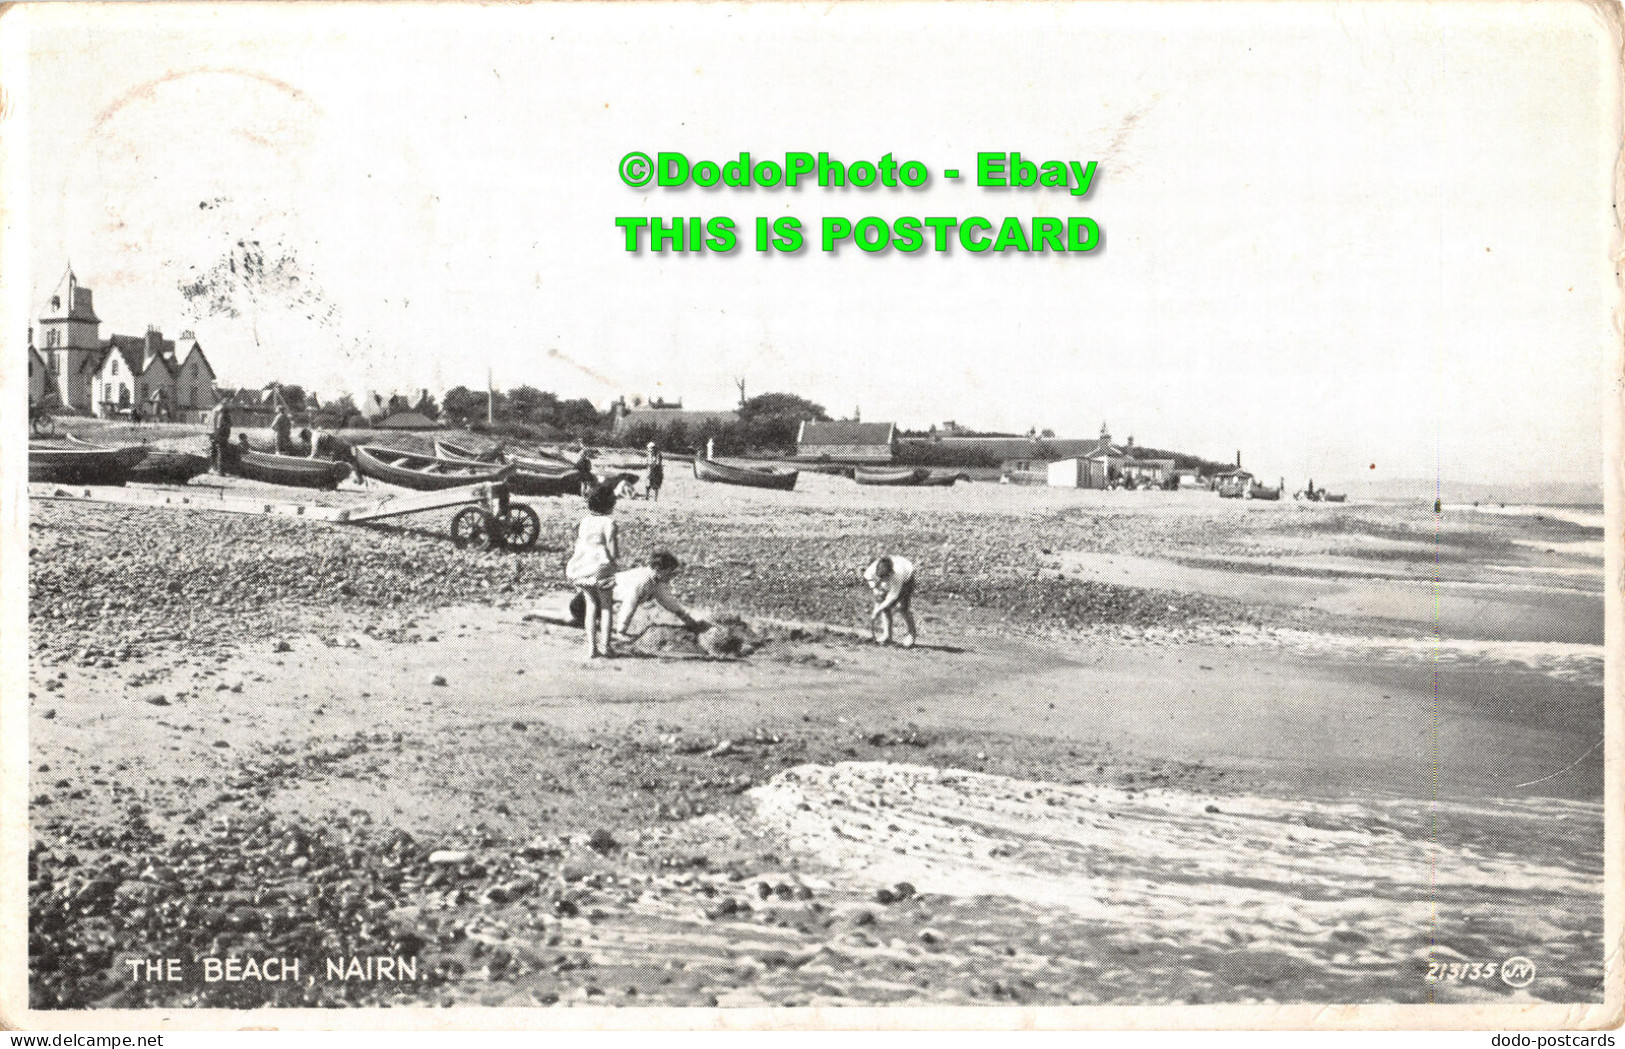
[[1235, 450, 1242, 468], [143, 324, 160, 367], [179, 330, 195, 341], [1126, 435, 1135, 452]]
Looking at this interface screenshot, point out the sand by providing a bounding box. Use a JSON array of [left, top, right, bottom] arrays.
[[24, 442, 1607, 1008]]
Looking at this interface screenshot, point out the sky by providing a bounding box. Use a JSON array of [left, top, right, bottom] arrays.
[[11, 1, 1619, 485]]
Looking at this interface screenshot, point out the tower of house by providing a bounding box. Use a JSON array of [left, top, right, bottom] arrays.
[[37, 266, 103, 410]]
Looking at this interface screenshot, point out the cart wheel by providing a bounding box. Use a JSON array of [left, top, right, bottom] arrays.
[[497, 503, 541, 551], [450, 507, 499, 549]]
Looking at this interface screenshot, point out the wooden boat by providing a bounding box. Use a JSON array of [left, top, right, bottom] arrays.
[[352, 444, 513, 491], [228, 446, 352, 489], [29, 442, 147, 485], [692, 457, 798, 491], [853, 466, 930, 486], [435, 439, 576, 470], [1246, 483, 1282, 501], [430, 443, 591, 497], [1321, 493, 1347, 503], [917, 472, 970, 487], [65, 433, 209, 485]]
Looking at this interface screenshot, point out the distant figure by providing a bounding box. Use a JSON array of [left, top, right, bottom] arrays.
[[208, 400, 233, 474], [1434, 498, 1443, 515], [565, 483, 620, 659], [646, 443, 664, 501], [308, 427, 334, 459], [706, 437, 716, 461], [864, 554, 917, 648], [574, 449, 594, 497], [129, 404, 142, 425], [271, 406, 294, 455]]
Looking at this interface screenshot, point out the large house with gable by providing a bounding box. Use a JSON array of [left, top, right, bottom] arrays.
[[30, 266, 218, 422]]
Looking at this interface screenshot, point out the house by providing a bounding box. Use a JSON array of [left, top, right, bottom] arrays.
[[33, 266, 219, 421], [613, 402, 741, 435], [1212, 469, 1255, 496], [359, 389, 441, 429], [216, 385, 293, 428], [795, 421, 897, 462], [28, 345, 50, 406]]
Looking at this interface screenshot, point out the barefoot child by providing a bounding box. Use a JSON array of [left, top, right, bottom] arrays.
[[864, 555, 917, 647], [566, 483, 619, 658]]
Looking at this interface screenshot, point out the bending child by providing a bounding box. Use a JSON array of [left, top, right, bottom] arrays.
[[864, 554, 917, 648], [615, 550, 703, 636]]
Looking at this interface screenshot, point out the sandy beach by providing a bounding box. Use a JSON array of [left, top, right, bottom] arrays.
[[26, 446, 1606, 1009]]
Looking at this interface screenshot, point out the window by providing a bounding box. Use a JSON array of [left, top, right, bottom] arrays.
[[46, 330, 58, 347], [103, 384, 111, 402], [50, 295, 59, 310], [111, 357, 118, 375]]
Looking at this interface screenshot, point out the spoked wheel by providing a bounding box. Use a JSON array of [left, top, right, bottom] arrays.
[[496, 503, 541, 551], [450, 507, 500, 549]]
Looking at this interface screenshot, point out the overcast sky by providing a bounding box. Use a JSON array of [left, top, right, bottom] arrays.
[[13, 1, 1619, 484]]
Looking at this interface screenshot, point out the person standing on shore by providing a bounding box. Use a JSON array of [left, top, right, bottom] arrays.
[[566, 483, 620, 658], [208, 399, 232, 474], [646, 443, 665, 501], [271, 405, 293, 455], [864, 554, 918, 648]]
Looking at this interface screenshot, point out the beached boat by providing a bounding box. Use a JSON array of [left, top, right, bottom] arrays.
[[917, 472, 970, 487], [692, 457, 798, 491], [1246, 483, 1282, 501], [430, 443, 590, 497], [1321, 493, 1347, 503], [65, 433, 209, 485], [228, 446, 352, 489], [29, 442, 148, 485], [352, 444, 514, 491], [853, 466, 930, 486], [435, 439, 577, 470]]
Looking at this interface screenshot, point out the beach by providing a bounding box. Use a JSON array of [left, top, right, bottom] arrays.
[[26, 451, 1606, 1008]]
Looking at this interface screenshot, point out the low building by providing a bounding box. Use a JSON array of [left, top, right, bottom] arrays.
[[796, 421, 897, 462], [1046, 457, 1109, 489], [1122, 457, 1176, 487]]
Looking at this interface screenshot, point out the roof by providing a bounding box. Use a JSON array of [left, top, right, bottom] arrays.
[[374, 411, 439, 430], [796, 421, 896, 446], [617, 408, 741, 431], [920, 436, 1114, 462], [101, 333, 179, 376], [40, 266, 100, 323]]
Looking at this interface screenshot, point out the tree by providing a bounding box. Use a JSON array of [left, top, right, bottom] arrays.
[[442, 385, 490, 421], [738, 392, 828, 423]]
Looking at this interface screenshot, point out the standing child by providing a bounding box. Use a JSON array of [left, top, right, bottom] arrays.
[[566, 483, 620, 658], [864, 555, 918, 648], [645, 444, 665, 501]]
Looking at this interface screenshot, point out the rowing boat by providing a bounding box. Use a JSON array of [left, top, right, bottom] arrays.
[[29, 442, 148, 485], [353, 444, 514, 491], [435, 439, 576, 470], [852, 466, 930, 486], [430, 443, 589, 497], [65, 433, 210, 485], [692, 457, 798, 491], [229, 447, 352, 489]]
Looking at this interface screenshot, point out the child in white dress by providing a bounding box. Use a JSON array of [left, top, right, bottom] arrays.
[[566, 484, 619, 658]]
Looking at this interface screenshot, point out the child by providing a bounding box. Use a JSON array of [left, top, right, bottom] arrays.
[[864, 555, 917, 648], [645, 444, 665, 502], [565, 483, 619, 658], [615, 550, 702, 635]]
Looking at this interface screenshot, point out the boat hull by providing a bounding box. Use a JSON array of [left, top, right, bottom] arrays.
[[230, 448, 352, 489], [853, 467, 930, 486], [62, 434, 208, 485], [352, 444, 511, 491], [693, 457, 798, 491], [29, 444, 147, 486]]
